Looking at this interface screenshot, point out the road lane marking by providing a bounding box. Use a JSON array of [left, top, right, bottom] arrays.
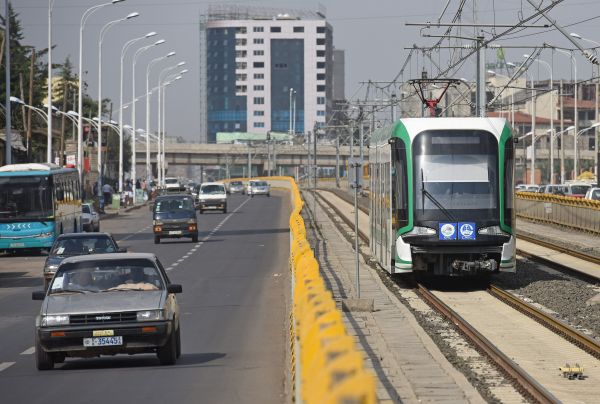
[[20, 347, 35, 355], [0, 362, 15, 372], [166, 198, 251, 270]]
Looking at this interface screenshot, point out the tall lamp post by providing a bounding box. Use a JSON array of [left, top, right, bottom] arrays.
[[571, 32, 600, 179], [145, 51, 175, 184], [157, 62, 186, 185], [288, 88, 294, 134], [77, 0, 124, 182], [47, 0, 55, 163], [119, 31, 157, 193], [524, 54, 555, 183], [554, 47, 578, 179], [160, 74, 184, 183], [96, 12, 139, 205], [131, 39, 165, 202]]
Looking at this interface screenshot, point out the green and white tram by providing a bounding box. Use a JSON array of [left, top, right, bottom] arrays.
[[369, 117, 516, 275]]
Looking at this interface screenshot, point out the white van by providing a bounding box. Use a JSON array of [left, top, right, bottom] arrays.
[[196, 182, 227, 213]]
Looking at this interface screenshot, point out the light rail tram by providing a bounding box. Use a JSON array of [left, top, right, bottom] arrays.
[[369, 117, 516, 276]]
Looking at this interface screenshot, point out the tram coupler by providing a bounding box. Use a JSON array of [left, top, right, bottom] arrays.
[[451, 259, 498, 273]]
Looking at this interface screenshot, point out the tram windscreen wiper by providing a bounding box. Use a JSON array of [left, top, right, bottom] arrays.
[[420, 168, 457, 222]]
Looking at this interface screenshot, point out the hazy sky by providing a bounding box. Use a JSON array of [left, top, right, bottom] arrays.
[[12, 0, 600, 141]]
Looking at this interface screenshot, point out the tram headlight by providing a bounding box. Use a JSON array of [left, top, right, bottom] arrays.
[[404, 226, 437, 236], [477, 226, 510, 237]]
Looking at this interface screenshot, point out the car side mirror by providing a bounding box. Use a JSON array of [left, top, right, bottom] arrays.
[[167, 284, 182, 294], [118, 247, 127, 253], [32, 290, 46, 300]]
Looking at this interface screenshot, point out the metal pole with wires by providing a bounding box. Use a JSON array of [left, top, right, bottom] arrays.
[[4, 0, 12, 165]]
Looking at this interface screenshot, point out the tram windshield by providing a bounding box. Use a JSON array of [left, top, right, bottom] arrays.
[[413, 130, 498, 221]]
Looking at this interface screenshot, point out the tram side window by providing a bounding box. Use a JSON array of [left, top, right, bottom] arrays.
[[503, 138, 514, 228], [393, 140, 409, 228]]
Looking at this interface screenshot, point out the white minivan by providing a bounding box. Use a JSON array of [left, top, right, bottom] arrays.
[[196, 182, 227, 213]]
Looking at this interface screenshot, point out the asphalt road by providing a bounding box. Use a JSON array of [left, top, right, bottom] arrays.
[[0, 192, 290, 403]]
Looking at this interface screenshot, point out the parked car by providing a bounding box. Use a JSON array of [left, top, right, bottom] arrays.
[[538, 184, 566, 195], [196, 182, 227, 213], [33, 253, 182, 370], [43, 233, 125, 290], [584, 187, 600, 201], [562, 183, 591, 198], [227, 181, 245, 194], [152, 194, 198, 244], [247, 180, 270, 197], [81, 203, 100, 232]]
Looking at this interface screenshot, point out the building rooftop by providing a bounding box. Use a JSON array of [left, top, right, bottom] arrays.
[[204, 3, 326, 21]]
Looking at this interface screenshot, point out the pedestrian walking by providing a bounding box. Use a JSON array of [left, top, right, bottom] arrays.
[[102, 183, 113, 206]]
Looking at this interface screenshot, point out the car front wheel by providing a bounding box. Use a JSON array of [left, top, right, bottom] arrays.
[[35, 334, 54, 370], [157, 326, 178, 365]]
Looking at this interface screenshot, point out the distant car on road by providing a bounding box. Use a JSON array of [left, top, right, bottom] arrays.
[[43, 233, 124, 290], [163, 177, 181, 190], [152, 194, 198, 243], [247, 180, 270, 197], [81, 203, 100, 232], [33, 253, 183, 370], [227, 180, 245, 194], [196, 182, 227, 213]]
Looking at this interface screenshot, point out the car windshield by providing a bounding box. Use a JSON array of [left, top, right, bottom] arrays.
[[231, 181, 242, 186], [51, 236, 117, 256], [82, 205, 91, 214], [165, 178, 178, 185], [570, 185, 590, 194], [201, 185, 225, 194], [49, 259, 164, 293], [252, 181, 268, 187], [154, 197, 195, 212], [590, 189, 600, 200]]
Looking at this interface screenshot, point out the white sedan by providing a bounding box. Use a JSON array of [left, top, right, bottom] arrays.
[[81, 203, 100, 232]]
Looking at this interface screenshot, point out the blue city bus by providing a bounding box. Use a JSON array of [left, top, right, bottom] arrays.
[[0, 163, 82, 252]]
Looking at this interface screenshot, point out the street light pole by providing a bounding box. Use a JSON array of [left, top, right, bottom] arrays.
[[119, 31, 157, 193], [525, 55, 554, 183], [157, 63, 186, 185], [4, 0, 11, 165], [289, 88, 293, 134], [77, 1, 123, 184], [131, 39, 165, 202], [556, 48, 578, 179], [97, 12, 138, 206], [146, 52, 175, 185]]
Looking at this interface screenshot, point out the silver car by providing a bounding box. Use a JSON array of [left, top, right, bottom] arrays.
[[33, 253, 182, 370], [248, 180, 270, 197]]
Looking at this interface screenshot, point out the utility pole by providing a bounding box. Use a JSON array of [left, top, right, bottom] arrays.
[[335, 130, 340, 188], [560, 80, 565, 183], [476, 36, 486, 117], [4, 0, 12, 165], [531, 88, 536, 185], [27, 50, 35, 162], [306, 131, 311, 189]]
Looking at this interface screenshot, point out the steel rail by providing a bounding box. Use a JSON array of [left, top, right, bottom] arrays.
[[517, 233, 600, 267], [489, 285, 600, 359], [416, 284, 560, 404]]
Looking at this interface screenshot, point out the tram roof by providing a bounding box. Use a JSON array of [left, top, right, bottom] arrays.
[[370, 117, 509, 146]]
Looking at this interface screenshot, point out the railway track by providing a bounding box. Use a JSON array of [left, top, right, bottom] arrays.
[[312, 189, 600, 403]]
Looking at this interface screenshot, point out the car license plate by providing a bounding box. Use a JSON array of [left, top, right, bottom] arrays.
[[9, 242, 25, 248], [169, 230, 182, 235], [83, 336, 123, 347]]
